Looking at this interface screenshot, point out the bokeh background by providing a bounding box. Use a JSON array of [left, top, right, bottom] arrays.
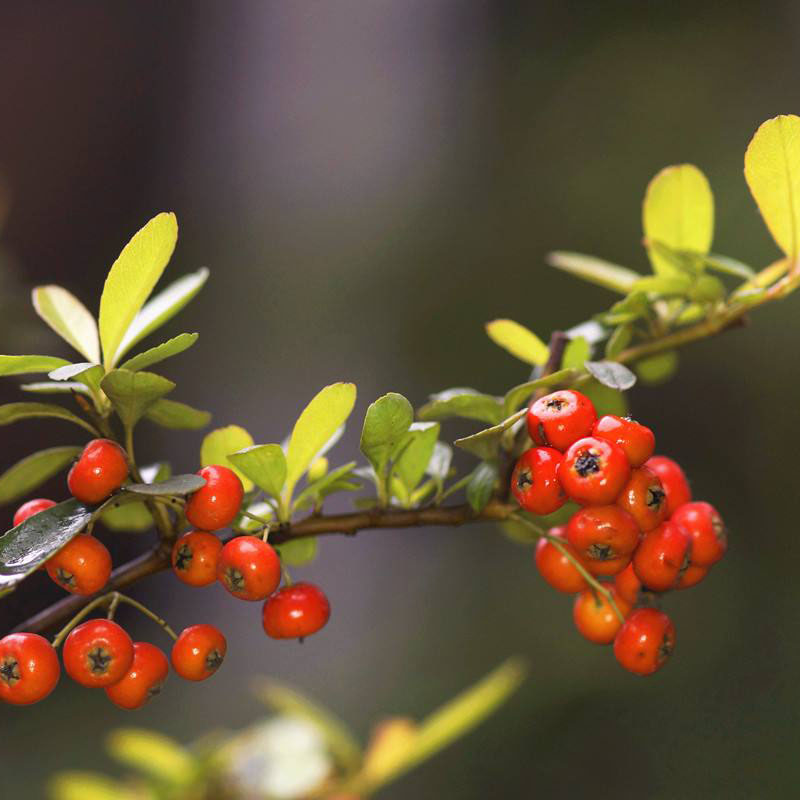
[[1, 1, 799, 797]]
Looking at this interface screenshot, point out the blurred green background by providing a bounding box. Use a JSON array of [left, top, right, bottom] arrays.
[[1, 1, 798, 797]]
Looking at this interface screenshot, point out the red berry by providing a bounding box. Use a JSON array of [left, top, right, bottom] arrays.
[[616, 467, 667, 532], [0, 633, 60, 705], [171, 531, 222, 587], [534, 526, 589, 594], [614, 562, 643, 605], [510, 447, 566, 516], [573, 588, 631, 644], [171, 624, 226, 681], [527, 390, 597, 451], [63, 619, 134, 688], [13, 498, 56, 526], [185, 465, 244, 531], [632, 520, 692, 592], [676, 564, 708, 589], [67, 439, 129, 504], [644, 456, 691, 516], [45, 535, 112, 595], [105, 642, 169, 710], [262, 583, 331, 639], [217, 536, 281, 601], [566, 505, 640, 576], [592, 415, 655, 467], [671, 501, 727, 567], [560, 437, 630, 505], [614, 608, 675, 675]]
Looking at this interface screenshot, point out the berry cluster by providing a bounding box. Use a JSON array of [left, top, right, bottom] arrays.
[[512, 390, 727, 676], [0, 441, 330, 709]]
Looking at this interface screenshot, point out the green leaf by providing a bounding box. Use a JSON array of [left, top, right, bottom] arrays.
[[48, 772, 137, 800], [31, 285, 100, 363], [689, 274, 725, 303], [635, 351, 679, 385], [100, 369, 175, 429], [0, 446, 82, 505], [360, 392, 414, 477], [417, 388, 504, 425], [20, 381, 90, 395], [118, 332, 198, 372], [502, 368, 575, 417], [582, 378, 628, 417], [562, 337, 590, 369], [455, 409, 525, 461], [49, 363, 104, 396], [0, 402, 97, 434], [228, 444, 287, 498], [645, 241, 704, 276], [546, 251, 641, 294], [584, 361, 636, 391], [0, 355, 70, 377], [485, 319, 549, 366], [201, 425, 255, 490], [744, 114, 800, 259], [393, 422, 440, 492], [604, 324, 633, 360], [101, 501, 154, 532], [293, 461, 358, 510], [143, 398, 211, 430], [629, 274, 692, 296], [276, 537, 318, 566], [643, 164, 714, 275], [99, 212, 179, 368], [286, 383, 357, 498], [114, 267, 209, 364], [123, 474, 205, 497], [703, 253, 755, 279], [106, 729, 195, 786], [0, 498, 92, 595], [466, 461, 498, 513]]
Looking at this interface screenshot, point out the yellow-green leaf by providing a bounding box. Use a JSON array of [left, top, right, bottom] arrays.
[[0, 355, 70, 377], [48, 772, 138, 800], [485, 319, 548, 365], [546, 251, 640, 294], [744, 114, 800, 260], [118, 332, 198, 372], [0, 446, 82, 505], [32, 285, 100, 363], [228, 443, 287, 498], [106, 729, 194, 786], [99, 212, 178, 367], [100, 370, 175, 429], [0, 402, 98, 434], [643, 164, 714, 275], [201, 425, 254, 490]]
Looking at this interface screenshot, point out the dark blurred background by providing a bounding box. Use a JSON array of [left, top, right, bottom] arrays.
[[1, 1, 799, 797]]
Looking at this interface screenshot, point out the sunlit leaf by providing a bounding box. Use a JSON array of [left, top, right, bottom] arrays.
[[360, 392, 413, 478], [0, 446, 82, 505], [100, 369, 175, 429], [32, 285, 100, 363], [48, 772, 138, 800], [229, 444, 287, 498], [101, 501, 154, 532], [275, 537, 318, 566], [635, 351, 679, 385], [455, 409, 525, 460], [466, 462, 498, 513], [0, 402, 97, 434], [143, 398, 211, 430], [293, 461, 358, 510], [703, 253, 755, 279], [0, 355, 70, 377], [393, 422, 440, 492], [485, 319, 548, 366], [201, 425, 254, 490], [546, 251, 640, 294], [106, 729, 194, 786], [581, 379, 628, 417], [118, 332, 198, 372], [562, 336, 590, 369], [20, 381, 89, 395], [417, 388, 504, 425], [629, 273, 692, 296]]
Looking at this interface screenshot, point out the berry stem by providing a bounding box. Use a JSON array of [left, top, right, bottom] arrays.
[[114, 594, 178, 641]]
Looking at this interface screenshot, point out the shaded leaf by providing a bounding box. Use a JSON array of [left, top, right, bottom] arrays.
[[584, 361, 636, 391], [118, 332, 198, 372], [124, 474, 205, 497], [101, 369, 175, 428], [485, 319, 548, 365], [393, 422, 440, 492], [228, 444, 287, 498], [360, 392, 413, 477], [143, 398, 211, 430], [466, 461, 498, 513], [201, 425, 254, 490], [629, 273, 692, 296], [276, 537, 318, 566], [562, 336, 590, 369], [546, 251, 640, 294], [455, 409, 525, 460], [581, 379, 628, 417], [0, 402, 97, 434], [604, 324, 633, 360], [418, 388, 504, 425], [101, 502, 154, 532], [0, 355, 70, 377], [293, 461, 358, 510], [635, 351, 679, 385], [703, 253, 755, 279], [32, 285, 100, 363], [0, 446, 82, 505]]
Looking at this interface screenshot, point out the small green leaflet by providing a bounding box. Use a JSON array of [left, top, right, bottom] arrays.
[[546, 251, 640, 294], [417, 388, 504, 425], [275, 537, 318, 567], [0, 355, 70, 377], [466, 461, 498, 513], [359, 392, 413, 478], [118, 332, 198, 372], [0, 402, 98, 434], [144, 398, 211, 430], [101, 369, 176, 428], [0, 446, 82, 505], [228, 444, 287, 499]]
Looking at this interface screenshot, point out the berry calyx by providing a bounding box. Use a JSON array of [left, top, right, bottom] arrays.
[[616, 466, 667, 532], [644, 455, 691, 517], [62, 619, 134, 688], [105, 641, 169, 710], [527, 390, 597, 452], [632, 520, 692, 592], [566, 505, 640, 576], [171, 531, 222, 587], [560, 437, 630, 505], [573, 588, 631, 644], [45, 535, 112, 595], [67, 439, 130, 505], [510, 447, 566, 516], [217, 536, 281, 601], [592, 415, 655, 467], [0, 633, 60, 705], [671, 501, 727, 567], [535, 526, 589, 594], [13, 498, 56, 526], [171, 624, 227, 681], [613, 608, 675, 675], [263, 582, 331, 640], [185, 465, 244, 531]]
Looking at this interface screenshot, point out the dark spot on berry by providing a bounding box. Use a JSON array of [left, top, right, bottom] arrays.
[[0, 656, 20, 687], [147, 680, 165, 700], [87, 646, 113, 675], [205, 648, 224, 673], [174, 544, 193, 571], [223, 567, 245, 592], [646, 486, 666, 510], [545, 397, 567, 411], [516, 469, 532, 491], [55, 567, 76, 589], [574, 450, 601, 477], [587, 543, 614, 560], [657, 633, 674, 663]]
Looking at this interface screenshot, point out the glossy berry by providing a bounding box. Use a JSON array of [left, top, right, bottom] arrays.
[[13, 498, 56, 526], [105, 642, 169, 710], [510, 447, 566, 516], [616, 467, 667, 532], [614, 608, 675, 675], [0, 633, 60, 705], [67, 439, 129, 504], [644, 456, 691, 517], [171, 531, 222, 587], [614, 562, 644, 605], [171, 624, 227, 681], [671, 501, 727, 567], [217, 536, 281, 601], [566, 505, 640, 576], [573, 588, 631, 645], [534, 526, 589, 594], [632, 521, 692, 592], [592, 415, 655, 467], [263, 583, 331, 639], [676, 564, 708, 589], [560, 437, 630, 505], [45, 535, 112, 595], [63, 619, 134, 688], [185, 465, 244, 531], [527, 390, 597, 452]]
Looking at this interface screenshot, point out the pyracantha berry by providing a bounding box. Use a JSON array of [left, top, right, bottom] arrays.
[[217, 536, 281, 601], [67, 439, 129, 505], [632, 520, 692, 592], [592, 415, 655, 467], [185, 465, 244, 531], [13, 498, 56, 526], [671, 501, 727, 567], [676, 564, 709, 589], [644, 455, 691, 517], [614, 608, 675, 675], [510, 447, 566, 516], [171, 624, 227, 681], [560, 437, 630, 505], [573, 588, 631, 645], [45, 535, 112, 595], [171, 531, 222, 587], [616, 466, 667, 532], [262, 583, 331, 640], [534, 526, 589, 594], [0, 633, 60, 705], [105, 641, 169, 710], [63, 619, 134, 688], [566, 505, 640, 576], [614, 562, 644, 606], [527, 390, 597, 452]]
